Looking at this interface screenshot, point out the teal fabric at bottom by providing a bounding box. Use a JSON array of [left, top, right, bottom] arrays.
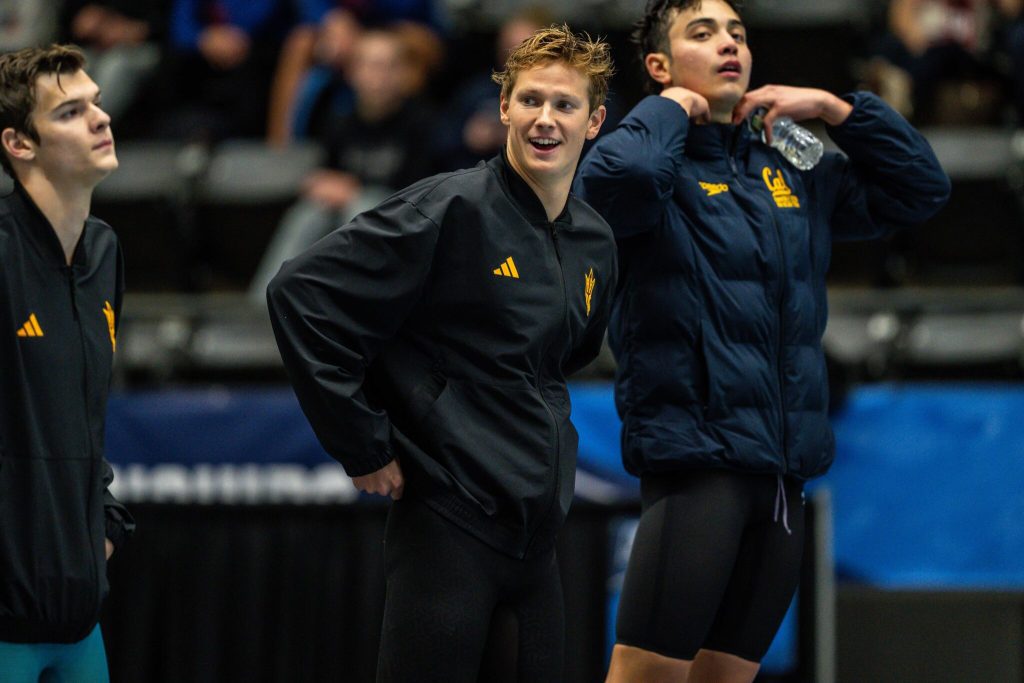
[[0, 625, 109, 683]]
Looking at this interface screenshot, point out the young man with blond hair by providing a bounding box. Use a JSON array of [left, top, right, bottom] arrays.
[[269, 24, 615, 682], [0, 44, 134, 682]]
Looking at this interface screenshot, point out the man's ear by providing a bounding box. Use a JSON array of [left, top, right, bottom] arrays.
[[644, 52, 673, 87], [1, 128, 35, 164], [586, 105, 607, 140], [499, 94, 510, 126]]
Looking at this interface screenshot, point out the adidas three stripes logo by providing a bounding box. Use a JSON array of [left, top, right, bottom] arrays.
[[16, 313, 43, 337], [493, 256, 520, 279]]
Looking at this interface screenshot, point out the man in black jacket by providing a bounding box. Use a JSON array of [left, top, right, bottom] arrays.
[[269, 25, 614, 682], [0, 45, 134, 681]]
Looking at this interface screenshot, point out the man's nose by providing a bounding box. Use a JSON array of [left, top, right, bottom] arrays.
[[537, 103, 556, 126], [92, 104, 111, 130]]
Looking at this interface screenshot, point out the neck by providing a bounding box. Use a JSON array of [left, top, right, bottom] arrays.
[[704, 92, 743, 124], [530, 177, 570, 223], [710, 101, 736, 124], [505, 143, 571, 222], [357, 97, 402, 123], [19, 170, 93, 265]]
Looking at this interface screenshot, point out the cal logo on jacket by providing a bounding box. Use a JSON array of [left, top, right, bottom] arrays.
[[762, 167, 800, 208]]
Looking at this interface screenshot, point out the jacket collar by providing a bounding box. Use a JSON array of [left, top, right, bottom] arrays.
[[8, 180, 87, 267], [685, 121, 753, 164], [488, 150, 572, 226]]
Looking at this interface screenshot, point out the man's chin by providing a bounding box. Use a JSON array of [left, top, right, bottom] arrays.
[[92, 160, 119, 183]]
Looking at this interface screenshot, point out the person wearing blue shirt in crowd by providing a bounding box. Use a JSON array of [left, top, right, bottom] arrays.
[[575, 1, 950, 681], [267, 0, 447, 145], [162, 0, 317, 139]]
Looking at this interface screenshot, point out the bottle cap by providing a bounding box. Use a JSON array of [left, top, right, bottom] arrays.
[[747, 106, 767, 134]]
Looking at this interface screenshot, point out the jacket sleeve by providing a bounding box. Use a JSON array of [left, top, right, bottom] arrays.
[[0, 236, 9, 455], [102, 460, 135, 549], [574, 96, 690, 238], [820, 91, 951, 241], [563, 244, 617, 377], [103, 241, 134, 550], [267, 195, 441, 477]]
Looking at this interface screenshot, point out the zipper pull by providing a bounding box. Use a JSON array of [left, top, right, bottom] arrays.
[[548, 222, 561, 260]]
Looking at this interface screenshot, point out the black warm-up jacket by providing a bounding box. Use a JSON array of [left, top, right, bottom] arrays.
[[0, 182, 134, 643], [268, 153, 616, 559]]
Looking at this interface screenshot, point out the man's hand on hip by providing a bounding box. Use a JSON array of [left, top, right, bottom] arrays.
[[352, 459, 405, 500]]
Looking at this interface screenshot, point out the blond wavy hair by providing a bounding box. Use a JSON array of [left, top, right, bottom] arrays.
[[492, 24, 614, 112]]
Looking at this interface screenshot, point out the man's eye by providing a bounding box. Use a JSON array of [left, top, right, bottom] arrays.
[[521, 96, 537, 106], [731, 32, 746, 43], [60, 108, 79, 119]]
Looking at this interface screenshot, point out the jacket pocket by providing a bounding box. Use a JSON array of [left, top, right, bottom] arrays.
[[408, 370, 448, 425], [415, 379, 556, 526], [0, 454, 103, 636]]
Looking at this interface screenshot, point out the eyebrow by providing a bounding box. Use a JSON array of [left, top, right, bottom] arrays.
[[517, 88, 583, 101], [685, 17, 745, 31], [48, 89, 101, 115]]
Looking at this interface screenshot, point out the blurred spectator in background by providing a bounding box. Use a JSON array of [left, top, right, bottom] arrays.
[[158, 0, 312, 141], [250, 27, 436, 298], [433, 6, 552, 171], [0, 0, 57, 52], [867, 0, 1024, 125], [999, 0, 1024, 125], [59, 0, 170, 133], [266, 0, 447, 146]]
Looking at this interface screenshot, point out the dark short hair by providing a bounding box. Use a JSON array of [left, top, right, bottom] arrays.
[[492, 24, 614, 112], [0, 44, 86, 177], [632, 0, 744, 93]]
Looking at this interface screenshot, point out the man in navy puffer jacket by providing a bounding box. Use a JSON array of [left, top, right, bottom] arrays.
[[575, 1, 950, 681]]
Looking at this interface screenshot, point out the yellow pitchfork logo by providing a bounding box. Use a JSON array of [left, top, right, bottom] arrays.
[[584, 268, 596, 317], [103, 301, 117, 352]]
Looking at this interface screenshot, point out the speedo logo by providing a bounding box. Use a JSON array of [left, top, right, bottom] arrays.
[[16, 313, 43, 338], [699, 181, 729, 197]]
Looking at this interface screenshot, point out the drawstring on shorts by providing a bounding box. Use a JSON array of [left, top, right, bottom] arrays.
[[773, 474, 792, 535]]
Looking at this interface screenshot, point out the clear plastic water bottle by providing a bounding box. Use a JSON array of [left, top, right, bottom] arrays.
[[747, 107, 823, 171]]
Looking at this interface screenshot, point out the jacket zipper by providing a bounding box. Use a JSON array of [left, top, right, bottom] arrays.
[[523, 221, 566, 558], [68, 265, 100, 616], [729, 131, 789, 473]]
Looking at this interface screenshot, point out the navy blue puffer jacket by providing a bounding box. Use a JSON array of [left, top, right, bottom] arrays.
[[575, 92, 950, 480]]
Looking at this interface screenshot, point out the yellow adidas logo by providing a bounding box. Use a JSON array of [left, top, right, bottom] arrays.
[[699, 181, 729, 197], [16, 313, 43, 338], [493, 256, 520, 279], [762, 167, 800, 208]]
